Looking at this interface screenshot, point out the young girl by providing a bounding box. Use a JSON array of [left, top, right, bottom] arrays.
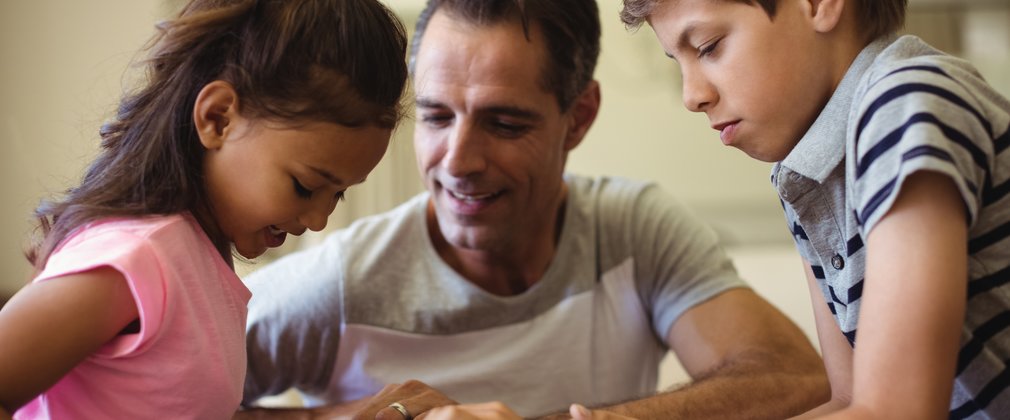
[[0, 0, 407, 418]]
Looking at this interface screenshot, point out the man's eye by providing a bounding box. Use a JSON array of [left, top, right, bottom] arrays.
[[491, 121, 529, 138], [421, 114, 452, 127], [292, 178, 312, 199]]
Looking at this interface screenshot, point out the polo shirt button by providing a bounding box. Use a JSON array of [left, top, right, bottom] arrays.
[[831, 254, 845, 270]]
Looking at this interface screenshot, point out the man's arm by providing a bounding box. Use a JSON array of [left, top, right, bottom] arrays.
[[569, 287, 829, 420], [813, 171, 966, 419]]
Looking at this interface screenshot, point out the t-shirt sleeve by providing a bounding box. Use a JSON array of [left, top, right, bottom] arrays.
[[626, 184, 748, 343], [35, 229, 167, 358], [852, 60, 993, 236], [242, 235, 346, 406]]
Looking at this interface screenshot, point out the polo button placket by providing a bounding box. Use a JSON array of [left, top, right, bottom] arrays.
[[831, 254, 845, 270]]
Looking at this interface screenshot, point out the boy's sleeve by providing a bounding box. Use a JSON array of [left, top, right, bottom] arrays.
[[851, 62, 994, 236]]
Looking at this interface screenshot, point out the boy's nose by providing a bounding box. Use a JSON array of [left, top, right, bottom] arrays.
[[682, 70, 715, 112]]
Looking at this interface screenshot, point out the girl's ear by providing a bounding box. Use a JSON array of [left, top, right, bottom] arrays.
[[805, 0, 846, 34], [193, 81, 240, 150]]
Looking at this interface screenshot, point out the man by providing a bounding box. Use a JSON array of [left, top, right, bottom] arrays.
[[240, 1, 828, 419]]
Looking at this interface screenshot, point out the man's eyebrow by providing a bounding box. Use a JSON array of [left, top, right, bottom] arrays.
[[308, 165, 344, 185], [416, 97, 542, 121], [483, 105, 541, 121], [415, 97, 444, 108]]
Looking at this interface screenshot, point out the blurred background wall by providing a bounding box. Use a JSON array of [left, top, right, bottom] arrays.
[[2, 0, 1008, 315]]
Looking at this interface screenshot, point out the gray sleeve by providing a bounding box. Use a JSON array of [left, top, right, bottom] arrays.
[[242, 235, 346, 405], [625, 184, 748, 344]]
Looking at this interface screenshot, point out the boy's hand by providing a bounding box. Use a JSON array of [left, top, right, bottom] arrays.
[[569, 404, 637, 420]]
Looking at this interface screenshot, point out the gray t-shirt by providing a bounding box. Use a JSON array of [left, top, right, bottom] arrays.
[[243, 174, 745, 417], [775, 35, 1010, 419]]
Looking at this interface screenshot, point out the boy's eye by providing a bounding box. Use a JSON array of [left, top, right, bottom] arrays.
[[292, 177, 312, 199], [698, 38, 722, 58]]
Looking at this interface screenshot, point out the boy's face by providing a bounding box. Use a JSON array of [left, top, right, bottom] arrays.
[[648, 0, 836, 162]]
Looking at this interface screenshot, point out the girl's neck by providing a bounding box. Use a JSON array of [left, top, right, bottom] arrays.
[[190, 205, 234, 269]]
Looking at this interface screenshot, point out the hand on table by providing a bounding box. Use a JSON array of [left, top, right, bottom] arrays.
[[568, 404, 637, 420], [422, 402, 521, 420], [351, 380, 457, 420]]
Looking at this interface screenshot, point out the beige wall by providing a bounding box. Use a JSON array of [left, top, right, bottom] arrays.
[[3, 0, 1010, 299]]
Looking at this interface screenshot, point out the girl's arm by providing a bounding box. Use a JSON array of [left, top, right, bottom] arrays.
[[821, 171, 967, 419], [0, 267, 139, 413]]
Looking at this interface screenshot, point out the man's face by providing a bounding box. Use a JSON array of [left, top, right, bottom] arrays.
[[412, 10, 576, 253], [649, 0, 834, 162]]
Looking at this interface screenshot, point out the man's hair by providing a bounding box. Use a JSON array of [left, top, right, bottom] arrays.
[[410, 0, 601, 111], [620, 0, 907, 43]]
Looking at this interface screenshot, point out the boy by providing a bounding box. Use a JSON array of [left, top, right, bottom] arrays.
[[619, 0, 1010, 418]]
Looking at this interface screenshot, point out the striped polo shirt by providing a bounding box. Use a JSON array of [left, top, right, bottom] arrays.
[[773, 35, 1010, 419]]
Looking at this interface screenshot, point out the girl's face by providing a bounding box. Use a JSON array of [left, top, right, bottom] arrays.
[[202, 117, 390, 259]]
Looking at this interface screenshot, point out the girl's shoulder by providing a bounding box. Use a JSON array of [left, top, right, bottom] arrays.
[[65, 213, 197, 246]]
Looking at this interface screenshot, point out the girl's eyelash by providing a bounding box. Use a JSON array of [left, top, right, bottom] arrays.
[[335, 191, 346, 202], [293, 178, 312, 199]]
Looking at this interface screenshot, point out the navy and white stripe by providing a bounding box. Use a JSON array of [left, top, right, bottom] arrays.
[[774, 35, 1010, 419]]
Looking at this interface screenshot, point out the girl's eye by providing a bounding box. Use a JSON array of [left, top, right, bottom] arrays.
[[699, 39, 721, 58], [292, 178, 312, 199]]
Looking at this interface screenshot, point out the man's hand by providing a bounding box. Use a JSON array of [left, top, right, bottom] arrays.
[[353, 380, 457, 420], [421, 402, 522, 420]]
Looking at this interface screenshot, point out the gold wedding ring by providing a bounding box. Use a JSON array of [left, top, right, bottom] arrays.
[[388, 401, 413, 420]]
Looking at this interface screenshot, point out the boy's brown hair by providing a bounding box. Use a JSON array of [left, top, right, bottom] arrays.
[[620, 0, 907, 43]]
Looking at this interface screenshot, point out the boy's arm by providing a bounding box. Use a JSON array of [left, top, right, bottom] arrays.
[[790, 263, 855, 419], [821, 171, 967, 419], [553, 288, 829, 420]]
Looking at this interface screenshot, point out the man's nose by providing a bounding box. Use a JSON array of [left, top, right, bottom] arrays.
[[443, 122, 487, 177]]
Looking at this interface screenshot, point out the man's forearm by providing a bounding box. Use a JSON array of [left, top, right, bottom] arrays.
[[570, 349, 828, 420]]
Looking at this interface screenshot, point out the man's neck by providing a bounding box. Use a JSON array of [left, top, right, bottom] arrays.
[[427, 192, 567, 296]]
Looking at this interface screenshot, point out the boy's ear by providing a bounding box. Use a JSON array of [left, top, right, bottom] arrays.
[[804, 0, 846, 33], [563, 80, 601, 152], [193, 80, 240, 150]]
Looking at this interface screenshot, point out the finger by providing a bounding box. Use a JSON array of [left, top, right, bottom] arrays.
[[375, 402, 414, 420], [570, 403, 592, 420]]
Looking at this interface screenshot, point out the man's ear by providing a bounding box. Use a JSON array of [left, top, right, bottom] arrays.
[[563, 80, 601, 152], [193, 80, 240, 150], [804, 0, 846, 33]]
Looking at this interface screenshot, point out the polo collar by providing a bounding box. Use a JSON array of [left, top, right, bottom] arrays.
[[779, 35, 896, 183]]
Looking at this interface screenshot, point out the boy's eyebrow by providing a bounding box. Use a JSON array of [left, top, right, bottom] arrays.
[[677, 22, 700, 51]]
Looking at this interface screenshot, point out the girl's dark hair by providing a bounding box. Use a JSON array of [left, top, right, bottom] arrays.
[[27, 0, 408, 271]]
